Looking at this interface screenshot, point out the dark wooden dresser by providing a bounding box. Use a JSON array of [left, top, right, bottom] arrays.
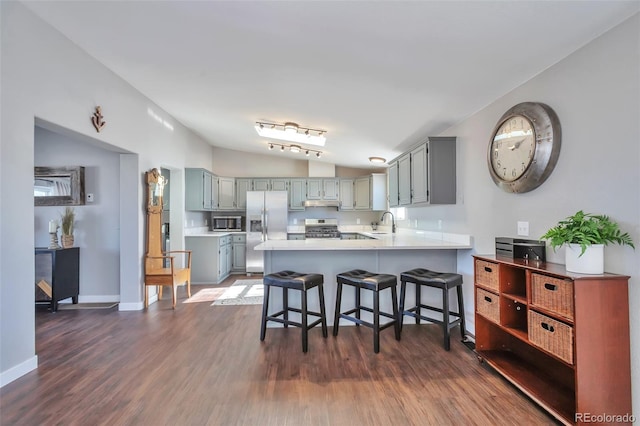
[[473, 255, 632, 425], [35, 247, 80, 312]]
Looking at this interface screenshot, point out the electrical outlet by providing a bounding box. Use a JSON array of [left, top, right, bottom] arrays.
[[517, 221, 529, 236], [293, 218, 297, 225], [437, 219, 442, 230], [86, 193, 94, 203], [356, 218, 361, 225], [205, 219, 208, 226]]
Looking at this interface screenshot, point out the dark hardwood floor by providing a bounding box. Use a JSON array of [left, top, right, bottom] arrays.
[[1, 275, 558, 425]]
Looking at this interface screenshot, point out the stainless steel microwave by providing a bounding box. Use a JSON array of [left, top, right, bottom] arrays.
[[212, 216, 242, 231]]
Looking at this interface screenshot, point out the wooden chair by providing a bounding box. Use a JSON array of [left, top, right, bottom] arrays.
[[143, 168, 191, 309]]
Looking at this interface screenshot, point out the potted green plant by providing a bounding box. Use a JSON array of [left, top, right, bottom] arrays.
[[60, 207, 75, 248], [541, 210, 634, 274]]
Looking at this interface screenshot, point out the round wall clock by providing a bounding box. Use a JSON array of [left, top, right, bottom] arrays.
[[487, 102, 561, 193]]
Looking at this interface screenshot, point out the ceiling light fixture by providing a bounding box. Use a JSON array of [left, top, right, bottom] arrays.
[[255, 121, 327, 146], [368, 156, 386, 164], [266, 142, 322, 158]]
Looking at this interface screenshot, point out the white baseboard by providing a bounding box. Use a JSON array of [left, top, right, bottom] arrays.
[[118, 301, 144, 311], [1, 355, 38, 388], [58, 295, 120, 304]]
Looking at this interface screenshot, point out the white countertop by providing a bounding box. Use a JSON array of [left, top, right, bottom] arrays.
[[256, 230, 472, 251]]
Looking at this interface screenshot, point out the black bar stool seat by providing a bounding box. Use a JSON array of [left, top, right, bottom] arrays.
[[260, 271, 327, 353], [333, 269, 400, 353], [399, 268, 466, 351]]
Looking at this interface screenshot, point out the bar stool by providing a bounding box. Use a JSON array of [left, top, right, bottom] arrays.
[[333, 269, 400, 353], [399, 268, 466, 351], [260, 270, 327, 353]]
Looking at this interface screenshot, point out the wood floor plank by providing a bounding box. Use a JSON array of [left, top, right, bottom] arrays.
[[1, 276, 558, 425]]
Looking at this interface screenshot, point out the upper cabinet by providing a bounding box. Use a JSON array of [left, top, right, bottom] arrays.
[[235, 178, 252, 210], [289, 178, 306, 211], [339, 179, 354, 210], [388, 136, 456, 206], [186, 168, 216, 211], [307, 178, 339, 200], [253, 178, 288, 192], [217, 177, 236, 210], [387, 162, 399, 208]]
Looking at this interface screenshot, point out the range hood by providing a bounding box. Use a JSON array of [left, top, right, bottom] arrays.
[[303, 199, 341, 208]]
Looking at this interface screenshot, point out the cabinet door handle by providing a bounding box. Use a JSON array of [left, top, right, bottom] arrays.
[[484, 266, 493, 273], [541, 322, 555, 333], [484, 296, 492, 303], [544, 283, 557, 291]]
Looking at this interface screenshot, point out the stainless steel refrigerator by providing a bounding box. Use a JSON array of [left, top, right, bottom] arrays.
[[246, 191, 288, 273]]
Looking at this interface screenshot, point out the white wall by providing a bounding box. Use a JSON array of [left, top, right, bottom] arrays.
[[0, 3, 213, 385], [407, 14, 640, 414]]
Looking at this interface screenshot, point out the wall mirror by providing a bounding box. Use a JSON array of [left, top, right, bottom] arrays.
[[34, 166, 85, 206]]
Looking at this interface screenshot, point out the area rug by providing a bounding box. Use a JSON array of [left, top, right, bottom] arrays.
[[58, 302, 119, 310], [213, 279, 264, 306]]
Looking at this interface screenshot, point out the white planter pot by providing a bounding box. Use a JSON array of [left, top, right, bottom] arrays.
[[565, 243, 604, 274]]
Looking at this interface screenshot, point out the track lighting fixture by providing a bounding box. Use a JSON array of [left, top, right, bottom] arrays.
[[255, 121, 326, 146], [266, 142, 322, 158]]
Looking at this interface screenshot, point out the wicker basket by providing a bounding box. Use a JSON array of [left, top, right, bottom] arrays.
[[475, 260, 499, 292], [530, 274, 574, 321], [528, 310, 574, 364], [476, 288, 500, 324]]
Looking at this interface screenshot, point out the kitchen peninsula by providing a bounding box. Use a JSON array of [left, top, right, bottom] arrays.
[[256, 231, 472, 326]]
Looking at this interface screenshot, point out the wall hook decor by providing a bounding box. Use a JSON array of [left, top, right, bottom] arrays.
[[92, 106, 106, 132]]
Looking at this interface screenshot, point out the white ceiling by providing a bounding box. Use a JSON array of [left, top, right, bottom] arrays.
[[23, 1, 639, 169]]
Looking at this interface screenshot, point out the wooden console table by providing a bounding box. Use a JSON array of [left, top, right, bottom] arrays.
[[35, 247, 80, 312], [473, 255, 631, 425]]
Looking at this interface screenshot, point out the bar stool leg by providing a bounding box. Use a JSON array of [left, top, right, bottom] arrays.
[[283, 287, 289, 328], [415, 283, 421, 324], [260, 284, 271, 341], [301, 288, 308, 353], [318, 284, 328, 337], [373, 288, 380, 353], [333, 281, 343, 336], [391, 285, 400, 341], [355, 285, 361, 327], [443, 286, 451, 351], [457, 284, 466, 340], [399, 279, 407, 333]]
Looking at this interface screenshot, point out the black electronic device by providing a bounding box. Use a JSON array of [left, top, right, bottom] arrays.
[[495, 237, 546, 262]]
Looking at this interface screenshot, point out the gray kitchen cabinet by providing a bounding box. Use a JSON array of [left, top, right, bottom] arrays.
[[307, 178, 339, 200], [411, 137, 456, 205], [289, 178, 306, 210], [410, 143, 428, 204], [235, 178, 252, 210], [391, 136, 456, 206], [231, 234, 246, 271], [185, 168, 216, 211], [185, 235, 233, 284], [217, 235, 232, 283], [387, 161, 399, 207], [339, 179, 354, 210], [253, 178, 288, 192], [354, 176, 370, 210], [397, 153, 411, 205], [217, 177, 236, 210]]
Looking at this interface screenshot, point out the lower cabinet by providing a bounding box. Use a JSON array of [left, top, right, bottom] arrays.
[[186, 235, 234, 284], [231, 234, 246, 272], [473, 255, 631, 425]]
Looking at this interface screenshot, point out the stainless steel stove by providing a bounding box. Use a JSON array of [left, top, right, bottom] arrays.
[[304, 219, 340, 239]]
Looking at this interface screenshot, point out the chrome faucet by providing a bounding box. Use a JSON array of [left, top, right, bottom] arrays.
[[380, 211, 396, 233]]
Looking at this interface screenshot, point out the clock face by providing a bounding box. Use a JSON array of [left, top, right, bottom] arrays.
[[487, 102, 561, 194], [490, 115, 535, 182]]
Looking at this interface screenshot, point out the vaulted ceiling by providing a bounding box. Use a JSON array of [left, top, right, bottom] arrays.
[[23, 1, 639, 168]]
